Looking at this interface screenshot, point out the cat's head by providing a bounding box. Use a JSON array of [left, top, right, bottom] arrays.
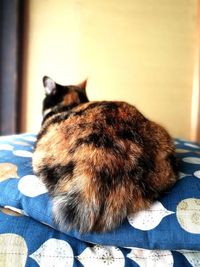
[[42, 76, 89, 117]]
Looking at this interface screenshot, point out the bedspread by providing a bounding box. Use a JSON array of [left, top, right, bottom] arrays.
[[0, 133, 199, 267]]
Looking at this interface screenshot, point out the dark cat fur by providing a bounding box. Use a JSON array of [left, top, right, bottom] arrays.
[[32, 76, 178, 233]]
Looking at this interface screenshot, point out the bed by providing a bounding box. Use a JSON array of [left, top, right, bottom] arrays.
[[0, 133, 199, 266]]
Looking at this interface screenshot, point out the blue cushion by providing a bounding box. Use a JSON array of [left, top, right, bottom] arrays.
[[0, 133, 200, 251]]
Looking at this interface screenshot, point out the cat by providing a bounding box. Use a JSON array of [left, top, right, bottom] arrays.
[[32, 76, 178, 233]]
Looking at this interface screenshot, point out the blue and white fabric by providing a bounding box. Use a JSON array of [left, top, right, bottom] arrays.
[[0, 133, 199, 266]]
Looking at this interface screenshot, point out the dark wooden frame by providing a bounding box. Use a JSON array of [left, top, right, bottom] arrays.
[[0, 0, 24, 135]]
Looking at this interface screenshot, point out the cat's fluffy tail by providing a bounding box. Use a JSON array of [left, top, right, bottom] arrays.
[[52, 183, 136, 233], [51, 171, 153, 233]]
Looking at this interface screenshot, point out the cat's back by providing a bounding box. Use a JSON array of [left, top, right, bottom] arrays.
[[34, 100, 148, 165], [34, 100, 172, 176], [33, 100, 177, 232]]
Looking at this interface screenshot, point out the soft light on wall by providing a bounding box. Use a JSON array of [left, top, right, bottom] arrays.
[[22, 0, 198, 140]]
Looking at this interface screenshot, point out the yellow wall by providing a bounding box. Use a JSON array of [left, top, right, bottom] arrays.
[[22, 0, 198, 140]]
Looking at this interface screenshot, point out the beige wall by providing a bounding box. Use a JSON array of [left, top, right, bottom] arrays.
[[22, 0, 198, 140]]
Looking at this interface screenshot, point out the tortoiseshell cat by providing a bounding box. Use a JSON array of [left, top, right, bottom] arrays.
[[32, 76, 178, 233]]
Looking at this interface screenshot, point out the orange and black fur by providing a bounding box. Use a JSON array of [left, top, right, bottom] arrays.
[[32, 76, 178, 233]]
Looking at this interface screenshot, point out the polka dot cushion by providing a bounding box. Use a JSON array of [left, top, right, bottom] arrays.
[[0, 133, 200, 266]]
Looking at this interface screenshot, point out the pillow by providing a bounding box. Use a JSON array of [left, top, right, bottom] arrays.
[[1, 207, 198, 267], [0, 133, 200, 250]]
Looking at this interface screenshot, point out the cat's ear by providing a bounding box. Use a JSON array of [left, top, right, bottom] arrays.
[[76, 79, 87, 92], [43, 76, 57, 95]]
